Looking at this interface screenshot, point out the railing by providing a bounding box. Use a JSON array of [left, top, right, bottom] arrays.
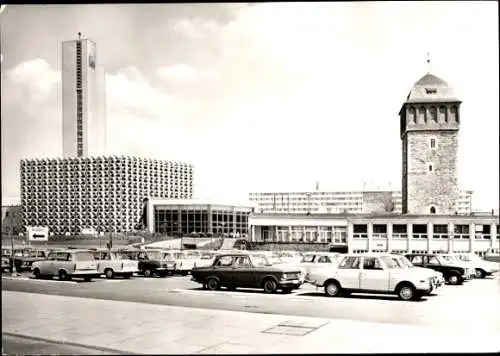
[[453, 233, 470, 239], [411, 233, 427, 239], [474, 234, 491, 240], [433, 233, 449, 239], [353, 233, 368, 239], [372, 233, 387, 239]]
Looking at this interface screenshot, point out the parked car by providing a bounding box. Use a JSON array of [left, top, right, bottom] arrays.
[[300, 252, 343, 278], [306, 253, 438, 301], [191, 252, 303, 294], [484, 248, 500, 263], [2, 255, 10, 273], [91, 249, 139, 279], [32, 249, 100, 281], [136, 250, 176, 277], [9, 248, 48, 272], [164, 250, 199, 276], [252, 251, 307, 283], [276, 251, 304, 264], [454, 252, 499, 278], [196, 251, 219, 267], [391, 254, 445, 288], [404, 253, 474, 285]]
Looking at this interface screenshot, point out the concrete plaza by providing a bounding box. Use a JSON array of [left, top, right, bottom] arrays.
[[2, 290, 499, 354]]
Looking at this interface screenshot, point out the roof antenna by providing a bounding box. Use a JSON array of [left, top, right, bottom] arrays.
[[78, 32, 82, 41]]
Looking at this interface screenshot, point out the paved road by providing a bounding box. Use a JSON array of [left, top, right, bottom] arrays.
[[2, 334, 122, 355], [2, 273, 500, 331]]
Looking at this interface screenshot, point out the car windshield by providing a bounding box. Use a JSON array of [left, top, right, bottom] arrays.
[[73, 252, 95, 261], [115, 253, 130, 260], [250, 255, 271, 267], [380, 256, 399, 269], [185, 252, 200, 259], [398, 256, 414, 268], [173, 253, 185, 259]]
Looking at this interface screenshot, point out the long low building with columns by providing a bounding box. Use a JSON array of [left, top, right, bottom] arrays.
[[248, 213, 499, 255]]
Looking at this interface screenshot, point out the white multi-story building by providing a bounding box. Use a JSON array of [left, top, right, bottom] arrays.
[[249, 190, 473, 215], [20, 156, 193, 235], [62, 33, 106, 158]]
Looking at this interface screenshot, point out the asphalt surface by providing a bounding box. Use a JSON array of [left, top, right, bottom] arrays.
[[3, 272, 500, 332], [2, 334, 123, 355]]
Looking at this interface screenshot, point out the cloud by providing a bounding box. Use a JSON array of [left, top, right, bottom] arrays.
[[171, 18, 219, 40], [157, 63, 218, 83]]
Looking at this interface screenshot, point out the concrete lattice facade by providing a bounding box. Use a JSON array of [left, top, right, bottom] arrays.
[[20, 156, 193, 235], [400, 73, 461, 215]]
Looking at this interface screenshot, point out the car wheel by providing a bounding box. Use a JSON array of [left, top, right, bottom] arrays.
[[324, 280, 341, 297], [206, 278, 220, 291], [33, 268, 41, 279], [447, 273, 461, 285], [475, 269, 486, 279], [144, 269, 153, 278], [59, 270, 69, 281], [84, 276, 92, 282], [397, 284, 416, 301], [263, 278, 278, 294], [105, 269, 114, 279]]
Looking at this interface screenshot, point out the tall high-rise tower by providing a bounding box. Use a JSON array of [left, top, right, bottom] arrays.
[[62, 33, 106, 157], [399, 70, 461, 215]]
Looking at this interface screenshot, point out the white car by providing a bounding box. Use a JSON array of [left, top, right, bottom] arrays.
[[300, 252, 343, 278], [196, 251, 219, 267], [32, 249, 100, 282], [307, 253, 438, 301], [276, 251, 304, 264], [392, 254, 445, 288], [439, 254, 476, 280], [92, 249, 139, 279], [254, 252, 307, 283], [455, 253, 499, 279], [165, 250, 198, 275]]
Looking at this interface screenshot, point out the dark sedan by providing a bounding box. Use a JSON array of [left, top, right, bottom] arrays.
[[191, 252, 303, 294]]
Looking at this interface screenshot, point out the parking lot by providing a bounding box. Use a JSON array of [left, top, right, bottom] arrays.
[[3, 268, 500, 332]]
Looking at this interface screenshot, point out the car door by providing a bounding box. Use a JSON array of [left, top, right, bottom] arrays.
[[41, 252, 56, 275], [232, 255, 255, 287], [359, 257, 390, 292], [336, 256, 361, 290], [425, 255, 442, 273], [213, 255, 234, 284]]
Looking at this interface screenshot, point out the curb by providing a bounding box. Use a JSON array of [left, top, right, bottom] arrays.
[[2, 332, 136, 355]]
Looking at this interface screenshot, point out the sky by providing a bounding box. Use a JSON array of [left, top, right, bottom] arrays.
[[1, 2, 498, 210]]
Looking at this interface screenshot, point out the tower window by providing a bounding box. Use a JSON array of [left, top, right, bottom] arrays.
[[430, 138, 437, 149], [427, 163, 434, 172], [429, 106, 437, 123], [430, 206, 436, 214], [418, 107, 426, 123], [425, 88, 437, 94]]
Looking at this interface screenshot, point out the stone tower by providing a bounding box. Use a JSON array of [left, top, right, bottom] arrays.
[[399, 72, 461, 215]]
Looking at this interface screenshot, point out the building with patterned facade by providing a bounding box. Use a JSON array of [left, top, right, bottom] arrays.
[[20, 156, 193, 235], [249, 190, 473, 215]]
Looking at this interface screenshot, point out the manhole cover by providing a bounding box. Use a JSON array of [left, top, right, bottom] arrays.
[[262, 320, 329, 336]]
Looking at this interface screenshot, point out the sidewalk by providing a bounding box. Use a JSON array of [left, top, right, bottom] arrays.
[[2, 291, 499, 354]]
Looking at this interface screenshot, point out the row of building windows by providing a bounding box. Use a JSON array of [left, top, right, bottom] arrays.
[[407, 105, 459, 125]]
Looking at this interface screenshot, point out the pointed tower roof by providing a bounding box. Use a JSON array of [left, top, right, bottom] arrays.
[[405, 72, 458, 103]]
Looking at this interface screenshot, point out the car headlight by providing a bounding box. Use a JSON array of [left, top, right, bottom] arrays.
[[282, 273, 289, 279]]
